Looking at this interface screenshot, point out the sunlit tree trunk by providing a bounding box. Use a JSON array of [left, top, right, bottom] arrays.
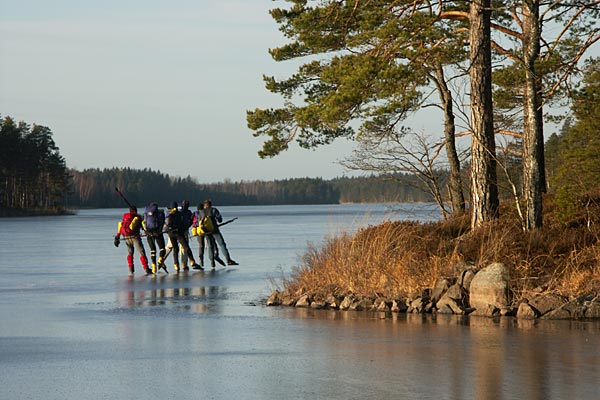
[[522, 0, 544, 229], [469, 0, 499, 229]]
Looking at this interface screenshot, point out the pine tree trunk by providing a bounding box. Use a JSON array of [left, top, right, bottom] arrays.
[[469, 0, 498, 229], [522, 0, 544, 229], [433, 64, 466, 214]]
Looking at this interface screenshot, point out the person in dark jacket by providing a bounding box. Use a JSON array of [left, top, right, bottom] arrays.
[[164, 200, 197, 270], [143, 202, 167, 274], [114, 206, 151, 275], [164, 201, 202, 272], [192, 203, 225, 269], [203, 199, 238, 266]]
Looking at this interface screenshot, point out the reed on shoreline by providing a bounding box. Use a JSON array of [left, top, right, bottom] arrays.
[[282, 193, 600, 302]]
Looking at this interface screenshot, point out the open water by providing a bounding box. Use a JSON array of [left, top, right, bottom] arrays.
[[0, 204, 598, 400]]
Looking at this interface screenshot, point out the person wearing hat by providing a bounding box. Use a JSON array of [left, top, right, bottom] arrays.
[[164, 201, 202, 272]]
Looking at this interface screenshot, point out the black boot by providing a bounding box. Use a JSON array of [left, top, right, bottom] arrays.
[[214, 256, 226, 266]]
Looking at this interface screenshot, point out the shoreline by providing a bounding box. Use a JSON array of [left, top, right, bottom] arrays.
[[266, 261, 600, 321], [266, 193, 600, 322], [0, 208, 75, 218], [266, 289, 600, 322]]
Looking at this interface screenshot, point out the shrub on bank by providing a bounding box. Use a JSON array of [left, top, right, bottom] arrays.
[[273, 192, 600, 317]]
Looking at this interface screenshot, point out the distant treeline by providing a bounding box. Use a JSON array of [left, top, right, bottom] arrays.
[[0, 116, 70, 215], [68, 167, 434, 208], [0, 111, 434, 214]]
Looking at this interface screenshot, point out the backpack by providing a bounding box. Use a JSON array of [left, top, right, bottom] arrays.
[[191, 209, 215, 235], [144, 205, 165, 231], [199, 214, 215, 234], [165, 210, 184, 233], [121, 212, 140, 236]]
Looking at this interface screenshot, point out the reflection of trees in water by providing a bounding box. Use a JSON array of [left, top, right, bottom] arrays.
[[117, 274, 226, 314], [277, 310, 599, 399]]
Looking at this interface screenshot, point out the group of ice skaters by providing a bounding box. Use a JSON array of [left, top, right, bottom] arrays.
[[114, 199, 238, 275]]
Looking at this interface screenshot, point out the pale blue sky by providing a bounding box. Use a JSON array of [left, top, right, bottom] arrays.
[[0, 0, 362, 181], [3, 1, 592, 182]]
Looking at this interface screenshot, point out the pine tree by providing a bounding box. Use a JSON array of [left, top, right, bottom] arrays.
[[492, 1, 600, 229], [552, 60, 600, 221], [247, 1, 469, 217]]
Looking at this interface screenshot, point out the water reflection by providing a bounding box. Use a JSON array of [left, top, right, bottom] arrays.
[[116, 272, 227, 314], [271, 308, 599, 400], [3, 206, 598, 400]]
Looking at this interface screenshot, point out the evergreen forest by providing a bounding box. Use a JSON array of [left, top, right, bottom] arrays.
[[67, 168, 434, 208], [0, 116, 70, 216]]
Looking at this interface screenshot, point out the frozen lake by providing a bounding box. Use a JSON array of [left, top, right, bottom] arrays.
[[0, 204, 598, 399]]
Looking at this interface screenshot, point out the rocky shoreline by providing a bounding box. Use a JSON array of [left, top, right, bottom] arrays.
[[266, 262, 600, 320]]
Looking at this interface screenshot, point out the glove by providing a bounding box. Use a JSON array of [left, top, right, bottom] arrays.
[[114, 236, 120, 247]]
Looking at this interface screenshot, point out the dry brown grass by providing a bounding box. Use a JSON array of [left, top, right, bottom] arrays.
[[284, 192, 600, 300]]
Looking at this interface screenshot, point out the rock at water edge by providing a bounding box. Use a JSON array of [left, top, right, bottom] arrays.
[[470, 263, 510, 316]]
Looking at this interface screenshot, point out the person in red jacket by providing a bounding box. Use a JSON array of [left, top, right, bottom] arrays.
[[114, 206, 151, 275]]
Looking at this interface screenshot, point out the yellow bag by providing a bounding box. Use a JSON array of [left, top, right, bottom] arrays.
[[198, 215, 215, 234]]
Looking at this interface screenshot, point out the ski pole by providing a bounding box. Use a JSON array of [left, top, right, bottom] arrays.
[[115, 234, 148, 239], [115, 187, 133, 208], [218, 217, 238, 227]]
